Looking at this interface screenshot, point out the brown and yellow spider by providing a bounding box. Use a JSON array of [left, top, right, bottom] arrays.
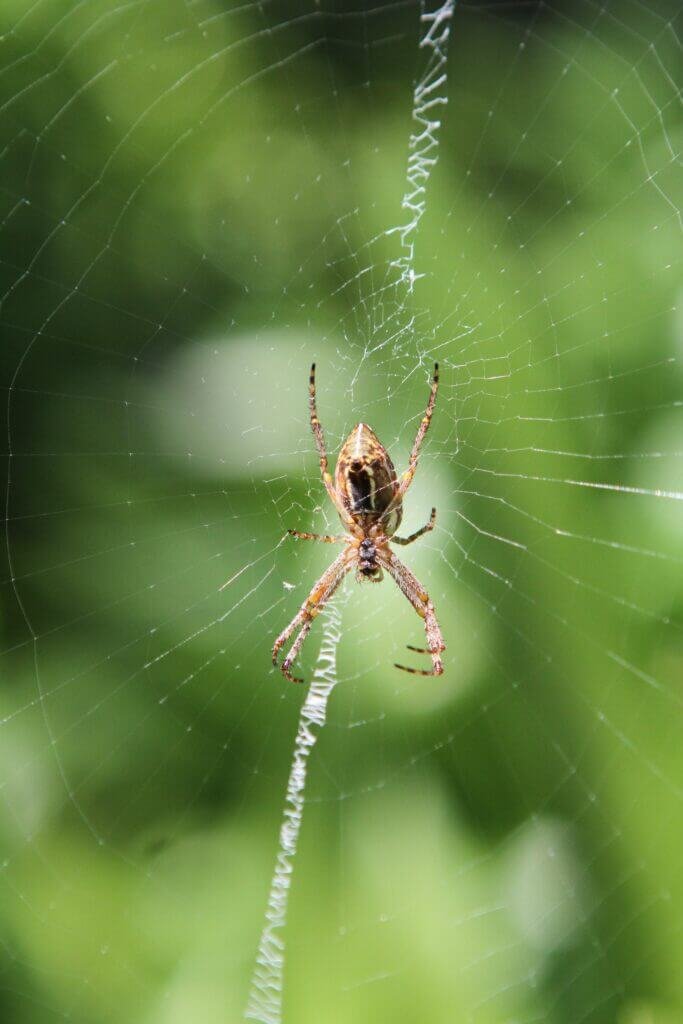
[[272, 362, 445, 683]]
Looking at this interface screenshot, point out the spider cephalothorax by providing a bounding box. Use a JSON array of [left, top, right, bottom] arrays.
[[358, 537, 381, 580], [272, 363, 445, 683]]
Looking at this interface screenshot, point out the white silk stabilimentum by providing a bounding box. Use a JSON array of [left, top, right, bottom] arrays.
[[244, 597, 344, 1024], [391, 0, 456, 293]]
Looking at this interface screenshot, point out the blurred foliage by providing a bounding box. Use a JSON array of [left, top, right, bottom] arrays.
[[0, 1, 681, 1023]]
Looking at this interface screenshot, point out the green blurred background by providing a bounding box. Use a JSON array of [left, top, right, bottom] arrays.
[[0, 1, 681, 1022]]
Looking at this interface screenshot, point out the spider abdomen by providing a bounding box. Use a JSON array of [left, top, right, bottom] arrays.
[[335, 423, 402, 534]]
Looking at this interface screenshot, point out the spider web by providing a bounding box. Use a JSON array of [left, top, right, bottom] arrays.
[[0, 2, 681, 1023]]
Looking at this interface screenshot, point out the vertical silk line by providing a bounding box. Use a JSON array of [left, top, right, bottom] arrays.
[[244, 596, 344, 1024], [392, 0, 456, 293], [246, 8, 456, 1019]]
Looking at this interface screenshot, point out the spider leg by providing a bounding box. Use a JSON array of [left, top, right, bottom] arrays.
[[394, 362, 439, 504], [309, 362, 331, 486], [308, 363, 356, 528], [392, 507, 436, 546], [287, 529, 344, 543], [273, 548, 352, 683], [279, 622, 312, 684], [379, 549, 445, 676]]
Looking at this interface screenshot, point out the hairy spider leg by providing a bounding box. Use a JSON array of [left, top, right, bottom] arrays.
[[309, 363, 355, 529], [287, 529, 344, 543], [272, 548, 352, 682], [392, 507, 436, 546], [389, 363, 439, 510], [379, 549, 445, 676]]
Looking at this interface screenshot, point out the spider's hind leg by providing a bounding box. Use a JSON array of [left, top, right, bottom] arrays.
[[394, 363, 439, 502], [307, 363, 356, 529]]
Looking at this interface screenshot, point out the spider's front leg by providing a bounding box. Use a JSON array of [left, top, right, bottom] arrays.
[[381, 549, 445, 676], [272, 548, 351, 683]]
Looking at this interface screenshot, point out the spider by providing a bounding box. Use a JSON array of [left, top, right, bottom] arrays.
[[272, 362, 445, 683]]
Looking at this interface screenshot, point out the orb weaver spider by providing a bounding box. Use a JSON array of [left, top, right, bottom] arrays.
[[272, 363, 445, 683]]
